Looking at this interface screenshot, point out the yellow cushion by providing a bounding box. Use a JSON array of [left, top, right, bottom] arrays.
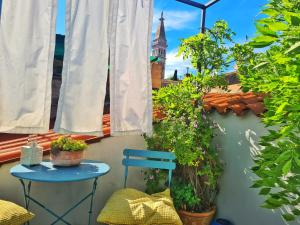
[[98, 188, 182, 225], [0, 200, 34, 225]]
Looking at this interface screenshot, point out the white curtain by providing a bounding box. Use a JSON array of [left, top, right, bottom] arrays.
[[0, 0, 153, 136], [0, 0, 57, 133], [109, 0, 153, 136], [54, 0, 110, 136]]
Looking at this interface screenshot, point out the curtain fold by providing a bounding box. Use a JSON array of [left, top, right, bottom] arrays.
[[54, 0, 110, 136], [0, 0, 57, 133], [0, 0, 153, 136], [109, 0, 153, 136]]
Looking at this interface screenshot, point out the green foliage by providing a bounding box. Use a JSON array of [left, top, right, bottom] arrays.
[[144, 169, 167, 194], [178, 20, 235, 76], [233, 0, 300, 221], [171, 179, 201, 211], [50, 137, 87, 152], [145, 21, 234, 212], [151, 76, 224, 169]]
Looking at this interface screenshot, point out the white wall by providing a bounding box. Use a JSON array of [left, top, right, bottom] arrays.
[[211, 112, 299, 225], [0, 135, 146, 225]]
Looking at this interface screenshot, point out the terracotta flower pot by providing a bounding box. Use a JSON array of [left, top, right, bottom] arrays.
[[50, 150, 84, 167], [178, 208, 216, 225]]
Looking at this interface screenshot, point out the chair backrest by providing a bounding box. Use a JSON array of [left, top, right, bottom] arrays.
[[122, 149, 176, 188]]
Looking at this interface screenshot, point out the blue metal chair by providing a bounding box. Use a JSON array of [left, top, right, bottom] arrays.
[[97, 149, 179, 225], [122, 148, 176, 188]]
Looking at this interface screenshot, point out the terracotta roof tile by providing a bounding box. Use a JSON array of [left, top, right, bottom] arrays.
[[0, 95, 266, 165], [241, 95, 259, 104], [229, 103, 247, 116], [212, 102, 229, 114], [227, 96, 242, 104], [246, 102, 265, 116], [203, 93, 266, 116], [203, 104, 212, 111], [210, 97, 229, 105], [0, 110, 160, 165], [0, 114, 111, 165]]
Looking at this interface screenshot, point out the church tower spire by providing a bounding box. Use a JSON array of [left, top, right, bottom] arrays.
[[152, 12, 167, 77], [155, 12, 166, 43]]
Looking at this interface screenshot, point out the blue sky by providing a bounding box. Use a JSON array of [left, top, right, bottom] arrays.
[[55, 0, 267, 78]]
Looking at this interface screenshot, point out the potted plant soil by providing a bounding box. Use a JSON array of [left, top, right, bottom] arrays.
[[145, 21, 235, 225], [50, 137, 87, 167]]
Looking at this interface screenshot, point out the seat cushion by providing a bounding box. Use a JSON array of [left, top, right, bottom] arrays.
[[0, 200, 34, 225], [98, 188, 182, 225]]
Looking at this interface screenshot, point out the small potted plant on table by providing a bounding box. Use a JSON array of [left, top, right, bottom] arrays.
[[50, 137, 87, 167]]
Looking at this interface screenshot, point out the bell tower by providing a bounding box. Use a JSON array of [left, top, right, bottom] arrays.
[[152, 12, 167, 77]]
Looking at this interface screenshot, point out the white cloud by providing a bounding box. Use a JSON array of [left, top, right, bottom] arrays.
[[153, 9, 199, 33], [164, 48, 196, 79]]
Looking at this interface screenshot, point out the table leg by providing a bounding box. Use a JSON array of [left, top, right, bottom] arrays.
[[50, 177, 99, 225], [20, 179, 32, 225], [28, 196, 71, 225], [18, 178, 100, 225], [88, 178, 98, 225], [20, 179, 32, 209], [19, 179, 70, 225]]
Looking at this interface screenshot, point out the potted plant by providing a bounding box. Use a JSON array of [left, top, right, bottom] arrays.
[[146, 75, 223, 225], [145, 21, 235, 225], [50, 136, 87, 167]]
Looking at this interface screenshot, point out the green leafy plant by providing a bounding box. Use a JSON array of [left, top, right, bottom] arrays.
[[144, 168, 167, 194], [145, 20, 234, 213], [50, 137, 87, 154], [233, 0, 300, 221], [146, 77, 223, 212], [171, 179, 201, 211], [178, 20, 235, 76]]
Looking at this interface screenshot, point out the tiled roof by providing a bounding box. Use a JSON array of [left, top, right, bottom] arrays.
[[154, 83, 266, 117], [0, 114, 111, 164], [203, 92, 266, 116], [0, 90, 266, 165]]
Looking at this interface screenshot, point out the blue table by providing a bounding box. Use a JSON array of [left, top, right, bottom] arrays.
[[10, 160, 110, 225]]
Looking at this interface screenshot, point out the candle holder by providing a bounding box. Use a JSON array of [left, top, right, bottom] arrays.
[[20, 134, 43, 166]]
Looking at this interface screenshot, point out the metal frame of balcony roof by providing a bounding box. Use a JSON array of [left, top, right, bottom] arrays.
[[175, 0, 220, 33], [0, 0, 220, 33]]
